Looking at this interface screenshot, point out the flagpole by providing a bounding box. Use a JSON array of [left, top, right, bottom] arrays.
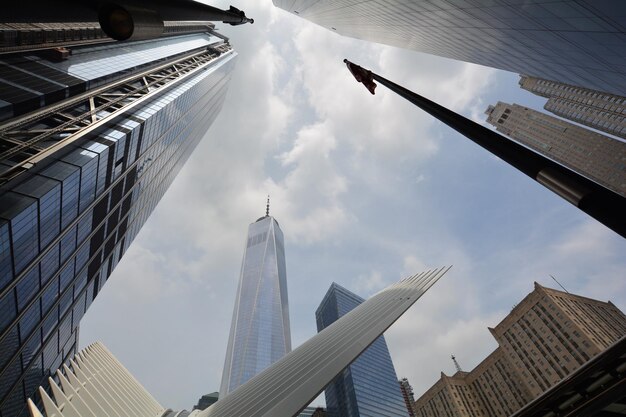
[[343, 59, 626, 239]]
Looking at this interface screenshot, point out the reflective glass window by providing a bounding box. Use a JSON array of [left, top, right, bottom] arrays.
[[39, 243, 59, 285], [41, 278, 59, 316], [15, 267, 39, 312], [0, 221, 12, 291], [18, 301, 40, 344], [0, 291, 16, 334], [0, 192, 39, 275]]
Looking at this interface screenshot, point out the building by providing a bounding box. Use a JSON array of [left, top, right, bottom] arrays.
[[316, 283, 409, 417], [298, 406, 327, 417], [219, 200, 291, 396], [399, 378, 417, 417], [0, 25, 237, 417], [519, 75, 626, 139], [273, 0, 626, 96], [413, 283, 626, 417], [485, 102, 626, 198], [26, 268, 450, 417], [193, 392, 219, 410]]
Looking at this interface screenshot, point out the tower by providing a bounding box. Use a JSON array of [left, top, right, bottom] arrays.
[[316, 283, 408, 417], [220, 199, 291, 396], [518, 75, 626, 139], [485, 102, 626, 198], [273, 0, 626, 95], [0, 23, 237, 417]]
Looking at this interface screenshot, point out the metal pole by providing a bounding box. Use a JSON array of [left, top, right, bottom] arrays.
[[344, 59, 626, 239]]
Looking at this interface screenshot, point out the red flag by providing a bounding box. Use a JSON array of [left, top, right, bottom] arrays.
[[344, 59, 377, 95]]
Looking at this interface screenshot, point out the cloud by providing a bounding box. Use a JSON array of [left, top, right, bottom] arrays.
[[79, 0, 626, 412]]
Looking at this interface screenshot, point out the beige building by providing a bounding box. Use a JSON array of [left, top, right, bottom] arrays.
[[414, 283, 626, 417], [519, 75, 626, 139], [485, 102, 626, 198]]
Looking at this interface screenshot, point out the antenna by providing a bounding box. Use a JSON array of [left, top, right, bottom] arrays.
[[550, 274, 569, 293], [266, 195, 270, 216], [451, 355, 462, 373]]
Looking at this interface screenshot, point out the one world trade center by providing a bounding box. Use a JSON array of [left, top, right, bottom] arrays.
[[220, 198, 291, 396]]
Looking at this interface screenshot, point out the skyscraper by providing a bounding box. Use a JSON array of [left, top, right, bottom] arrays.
[[518, 75, 626, 139], [26, 268, 449, 417], [273, 0, 626, 95], [413, 283, 626, 416], [0, 25, 237, 417], [316, 283, 408, 417], [220, 200, 291, 396], [485, 102, 626, 198]]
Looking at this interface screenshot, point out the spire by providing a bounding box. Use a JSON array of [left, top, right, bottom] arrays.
[[266, 195, 270, 217], [451, 355, 462, 373]]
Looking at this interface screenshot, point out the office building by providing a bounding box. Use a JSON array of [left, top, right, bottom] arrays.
[[27, 268, 450, 417], [219, 201, 291, 396], [273, 0, 626, 96], [519, 75, 626, 139], [193, 392, 219, 410], [413, 283, 626, 417], [316, 283, 408, 417], [0, 25, 237, 417], [399, 378, 417, 417], [485, 102, 626, 198]]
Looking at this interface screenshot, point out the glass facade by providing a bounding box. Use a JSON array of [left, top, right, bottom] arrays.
[[316, 283, 408, 417], [220, 215, 291, 396], [273, 0, 626, 96], [0, 31, 237, 417]]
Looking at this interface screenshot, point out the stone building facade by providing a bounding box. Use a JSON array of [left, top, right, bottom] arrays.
[[414, 283, 626, 416]]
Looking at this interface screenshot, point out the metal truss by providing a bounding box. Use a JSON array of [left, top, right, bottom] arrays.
[[0, 45, 231, 184]]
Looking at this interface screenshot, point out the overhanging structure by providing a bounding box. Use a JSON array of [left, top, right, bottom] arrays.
[[26, 267, 450, 417], [203, 267, 450, 417]]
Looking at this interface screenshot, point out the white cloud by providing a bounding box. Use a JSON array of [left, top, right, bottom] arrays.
[[79, 1, 626, 412]]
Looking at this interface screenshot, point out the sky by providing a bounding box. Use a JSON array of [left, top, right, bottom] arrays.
[[79, 0, 626, 411]]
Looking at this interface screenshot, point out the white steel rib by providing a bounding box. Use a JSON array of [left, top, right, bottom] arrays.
[[201, 266, 451, 417], [27, 266, 449, 417]]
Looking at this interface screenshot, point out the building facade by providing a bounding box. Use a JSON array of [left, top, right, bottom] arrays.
[[273, 0, 626, 96], [219, 206, 291, 396], [0, 27, 236, 417], [485, 102, 626, 198], [519, 75, 626, 139], [316, 283, 408, 417], [193, 392, 219, 410], [399, 378, 417, 417], [413, 283, 626, 416]]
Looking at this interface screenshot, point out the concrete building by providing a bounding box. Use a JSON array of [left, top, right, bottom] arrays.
[[219, 199, 291, 396], [0, 24, 236, 417], [413, 283, 626, 417], [485, 102, 626, 198], [519, 75, 626, 139], [273, 0, 626, 96]]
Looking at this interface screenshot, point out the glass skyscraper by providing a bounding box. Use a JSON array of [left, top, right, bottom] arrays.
[[220, 205, 291, 396], [273, 0, 626, 96], [0, 25, 236, 416], [316, 283, 408, 417]]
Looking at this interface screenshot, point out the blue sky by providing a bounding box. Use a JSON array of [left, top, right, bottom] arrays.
[[79, 0, 626, 411]]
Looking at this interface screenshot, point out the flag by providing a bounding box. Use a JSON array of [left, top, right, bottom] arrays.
[[344, 59, 377, 95]]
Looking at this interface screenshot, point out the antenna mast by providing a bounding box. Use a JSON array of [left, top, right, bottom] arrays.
[[451, 355, 462, 373], [550, 274, 569, 293]]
